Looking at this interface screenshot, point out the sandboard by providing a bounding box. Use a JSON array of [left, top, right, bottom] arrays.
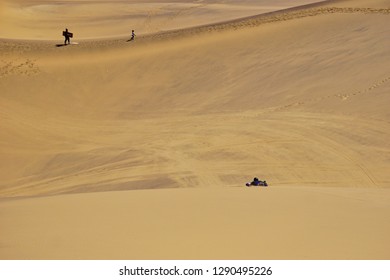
[[62, 31, 73, 38]]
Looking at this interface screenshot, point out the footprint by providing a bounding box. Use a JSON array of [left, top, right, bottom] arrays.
[[0, 59, 40, 78]]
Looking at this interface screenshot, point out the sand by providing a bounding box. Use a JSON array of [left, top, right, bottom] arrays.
[[0, 0, 327, 40], [1, 0, 390, 259]]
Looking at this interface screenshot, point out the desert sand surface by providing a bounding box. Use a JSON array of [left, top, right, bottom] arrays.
[[0, 0, 326, 40], [1, 0, 390, 259]]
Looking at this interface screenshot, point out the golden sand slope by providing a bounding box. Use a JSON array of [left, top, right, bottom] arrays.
[[1, 187, 389, 259], [1, 0, 390, 259], [0, 0, 326, 39], [1, 2, 390, 196]]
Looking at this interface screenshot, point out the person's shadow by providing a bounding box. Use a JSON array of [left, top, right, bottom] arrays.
[[55, 43, 67, 47], [126, 37, 134, 42]]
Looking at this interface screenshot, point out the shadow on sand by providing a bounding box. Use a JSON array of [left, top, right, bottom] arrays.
[[55, 44, 68, 47]]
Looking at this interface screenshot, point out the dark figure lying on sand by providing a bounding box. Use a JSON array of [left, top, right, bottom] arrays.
[[246, 177, 268, 187]]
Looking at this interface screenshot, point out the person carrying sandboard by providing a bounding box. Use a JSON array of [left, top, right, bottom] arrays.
[[63, 28, 73, 45]]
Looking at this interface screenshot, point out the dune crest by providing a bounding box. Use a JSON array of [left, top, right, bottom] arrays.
[[0, 0, 327, 40]]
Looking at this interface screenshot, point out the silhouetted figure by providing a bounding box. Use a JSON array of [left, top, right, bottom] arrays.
[[63, 28, 73, 45], [130, 30, 136, 41]]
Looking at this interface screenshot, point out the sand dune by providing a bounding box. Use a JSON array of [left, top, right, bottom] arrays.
[[1, 0, 390, 259], [0, 0, 326, 40], [1, 187, 389, 259]]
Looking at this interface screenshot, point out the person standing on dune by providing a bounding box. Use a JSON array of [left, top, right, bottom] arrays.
[[63, 28, 72, 45], [130, 30, 136, 41]]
